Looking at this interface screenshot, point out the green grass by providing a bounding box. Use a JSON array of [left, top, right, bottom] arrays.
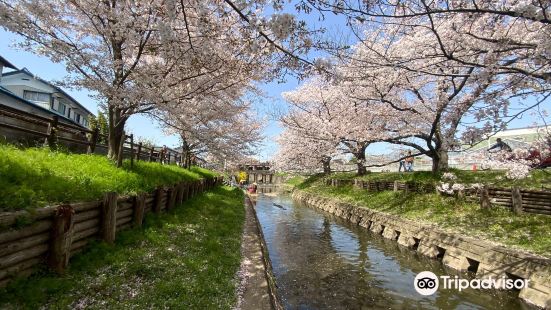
[[0, 186, 245, 309], [326, 168, 551, 190], [0, 144, 216, 212], [296, 176, 551, 257], [285, 175, 306, 186]]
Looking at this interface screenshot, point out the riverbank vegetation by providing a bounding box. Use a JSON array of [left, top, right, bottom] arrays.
[[291, 174, 551, 257], [0, 144, 216, 212], [0, 186, 244, 309], [329, 169, 551, 190]]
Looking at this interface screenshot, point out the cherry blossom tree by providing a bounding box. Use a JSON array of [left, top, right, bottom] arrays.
[[279, 76, 397, 175], [302, 0, 551, 82], [274, 125, 336, 173], [152, 81, 263, 169], [0, 0, 315, 161], [330, 13, 550, 173]]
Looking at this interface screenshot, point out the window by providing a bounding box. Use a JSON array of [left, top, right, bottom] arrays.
[[75, 113, 81, 123], [23, 90, 51, 103], [56, 99, 66, 115]]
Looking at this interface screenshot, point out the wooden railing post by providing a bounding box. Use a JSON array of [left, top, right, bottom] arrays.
[[116, 132, 126, 168], [133, 193, 146, 228], [153, 187, 164, 213], [101, 192, 118, 244], [44, 115, 59, 149], [48, 204, 75, 274], [393, 180, 399, 192], [512, 187, 523, 214], [129, 134, 134, 168], [87, 128, 99, 154], [136, 142, 142, 161]]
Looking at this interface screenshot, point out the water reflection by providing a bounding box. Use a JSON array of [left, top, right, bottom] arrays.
[[252, 192, 530, 310]]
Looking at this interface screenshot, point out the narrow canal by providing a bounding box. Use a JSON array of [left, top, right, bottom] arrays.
[[252, 188, 529, 310]]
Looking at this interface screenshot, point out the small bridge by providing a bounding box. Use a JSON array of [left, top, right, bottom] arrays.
[[238, 162, 278, 184]]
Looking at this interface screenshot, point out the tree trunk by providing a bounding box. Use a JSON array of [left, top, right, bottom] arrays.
[[356, 146, 367, 176], [357, 161, 367, 176], [431, 147, 449, 173], [107, 105, 127, 161], [322, 157, 331, 174]]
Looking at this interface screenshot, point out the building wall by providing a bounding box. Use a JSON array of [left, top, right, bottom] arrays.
[[1, 72, 91, 128], [0, 94, 89, 152]]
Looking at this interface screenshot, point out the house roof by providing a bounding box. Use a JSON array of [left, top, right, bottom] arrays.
[[0, 85, 86, 128], [0, 56, 17, 70], [2, 68, 93, 116]]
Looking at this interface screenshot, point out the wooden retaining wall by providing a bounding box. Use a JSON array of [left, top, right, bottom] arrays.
[[0, 176, 224, 287], [327, 178, 551, 216]]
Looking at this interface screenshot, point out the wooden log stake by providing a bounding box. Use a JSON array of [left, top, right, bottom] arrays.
[[480, 185, 491, 209], [185, 182, 191, 200], [133, 193, 146, 228], [136, 142, 142, 161], [48, 204, 75, 274], [153, 187, 164, 213], [177, 182, 185, 204], [393, 180, 399, 192], [166, 187, 176, 211], [44, 115, 59, 149], [101, 192, 118, 244], [87, 128, 99, 154], [512, 187, 523, 215], [129, 134, 134, 168]]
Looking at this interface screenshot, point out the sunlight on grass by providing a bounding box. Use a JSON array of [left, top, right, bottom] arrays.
[[0, 144, 216, 211]]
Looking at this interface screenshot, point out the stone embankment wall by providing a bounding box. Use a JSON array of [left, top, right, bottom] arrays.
[[292, 190, 551, 309]]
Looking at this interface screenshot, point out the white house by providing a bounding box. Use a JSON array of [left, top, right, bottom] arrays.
[[0, 57, 92, 128]]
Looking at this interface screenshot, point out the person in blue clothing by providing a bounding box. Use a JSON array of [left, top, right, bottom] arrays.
[[398, 152, 406, 172]]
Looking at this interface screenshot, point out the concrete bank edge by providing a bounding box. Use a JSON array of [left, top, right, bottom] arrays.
[[245, 195, 284, 310]]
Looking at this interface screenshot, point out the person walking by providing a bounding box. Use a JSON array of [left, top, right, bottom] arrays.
[[398, 152, 406, 172], [405, 151, 414, 172]]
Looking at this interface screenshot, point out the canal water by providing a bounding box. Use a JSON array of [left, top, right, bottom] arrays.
[[252, 188, 531, 310]]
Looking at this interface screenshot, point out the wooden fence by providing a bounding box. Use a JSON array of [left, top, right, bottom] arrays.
[[0, 103, 186, 167], [0, 176, 224, 287], [327, 178, 551, 216]]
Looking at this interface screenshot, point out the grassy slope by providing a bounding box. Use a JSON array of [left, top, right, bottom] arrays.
[[294, 175, 551, 257], [329, 169, 551, 190], [0, 186, 244, 309], [0, 145, 215, 212]]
